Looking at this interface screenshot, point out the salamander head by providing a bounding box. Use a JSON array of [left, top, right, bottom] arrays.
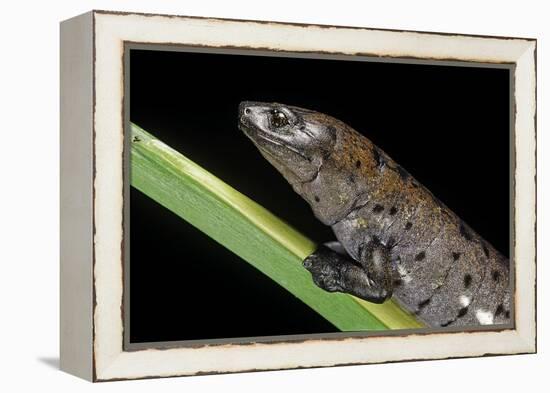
[[238, 101, 336, 188]]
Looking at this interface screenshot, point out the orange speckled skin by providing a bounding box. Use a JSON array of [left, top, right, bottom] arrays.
[[239, 102, 510, 328]]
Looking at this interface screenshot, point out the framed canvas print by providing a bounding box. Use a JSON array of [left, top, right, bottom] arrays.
[[60, 10, 537, 382]]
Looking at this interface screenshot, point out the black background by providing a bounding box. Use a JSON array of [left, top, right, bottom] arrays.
[[129, 48, 510, 344]]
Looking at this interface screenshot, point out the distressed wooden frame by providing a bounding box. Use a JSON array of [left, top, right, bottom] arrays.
[[60, 10, 536, 382]]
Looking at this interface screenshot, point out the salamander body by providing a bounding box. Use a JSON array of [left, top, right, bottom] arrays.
[[238, 101, 510, 328]]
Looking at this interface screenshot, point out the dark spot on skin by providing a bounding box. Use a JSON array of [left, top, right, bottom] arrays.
[[371, 235, 380, 244], [326, 126, 337, 143], [132, 136, 141, 142], [417, 298, 431, 309], [505, 311, 510, 319], [355, 160, 361, 168], [393, 279, 402, 287], [492, 270, 500, 281], [405, 222, 413, 230], [372, 147, 385, 170], [314, 196, 320, 202], [452, 252, 461, 261], [441, 320, 453, 327], [389, 206, 398, 215], [372, 204, 384, 213], [495, 304, 504, 316], [415, 251, 426, 261], [457, 306, 469, 318], [387, 236, 396, 248], [463, 274, 472, 288], [396, 166, 410, 181], [348, 174, 355, 184], [482, 242, 490, 258], [459, 222, 473, 241], [441, 209, 452, 220]]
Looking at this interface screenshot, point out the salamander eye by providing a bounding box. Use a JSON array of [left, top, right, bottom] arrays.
[[270, 109, 289, 129]]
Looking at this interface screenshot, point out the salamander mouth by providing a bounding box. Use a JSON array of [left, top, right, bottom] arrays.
[[238, 119, 310, 161], [237, 116, 256, 138]]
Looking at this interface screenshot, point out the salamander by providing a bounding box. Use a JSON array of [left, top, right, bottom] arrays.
[[238, 101, 511, 328]]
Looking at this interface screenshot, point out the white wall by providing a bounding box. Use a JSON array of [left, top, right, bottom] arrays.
[[0, 0, 546, 391]]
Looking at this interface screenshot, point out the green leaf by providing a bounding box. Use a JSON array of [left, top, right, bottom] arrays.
[[130, 123, 424, 331]]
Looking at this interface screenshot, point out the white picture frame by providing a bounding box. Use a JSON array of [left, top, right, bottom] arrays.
[[60, 10, 536, 381]]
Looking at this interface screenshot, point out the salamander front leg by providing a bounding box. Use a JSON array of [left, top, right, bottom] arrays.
[[303, 242, 393, 304]]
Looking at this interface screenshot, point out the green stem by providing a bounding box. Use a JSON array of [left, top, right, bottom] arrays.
[[130, 123, 424, 331]]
